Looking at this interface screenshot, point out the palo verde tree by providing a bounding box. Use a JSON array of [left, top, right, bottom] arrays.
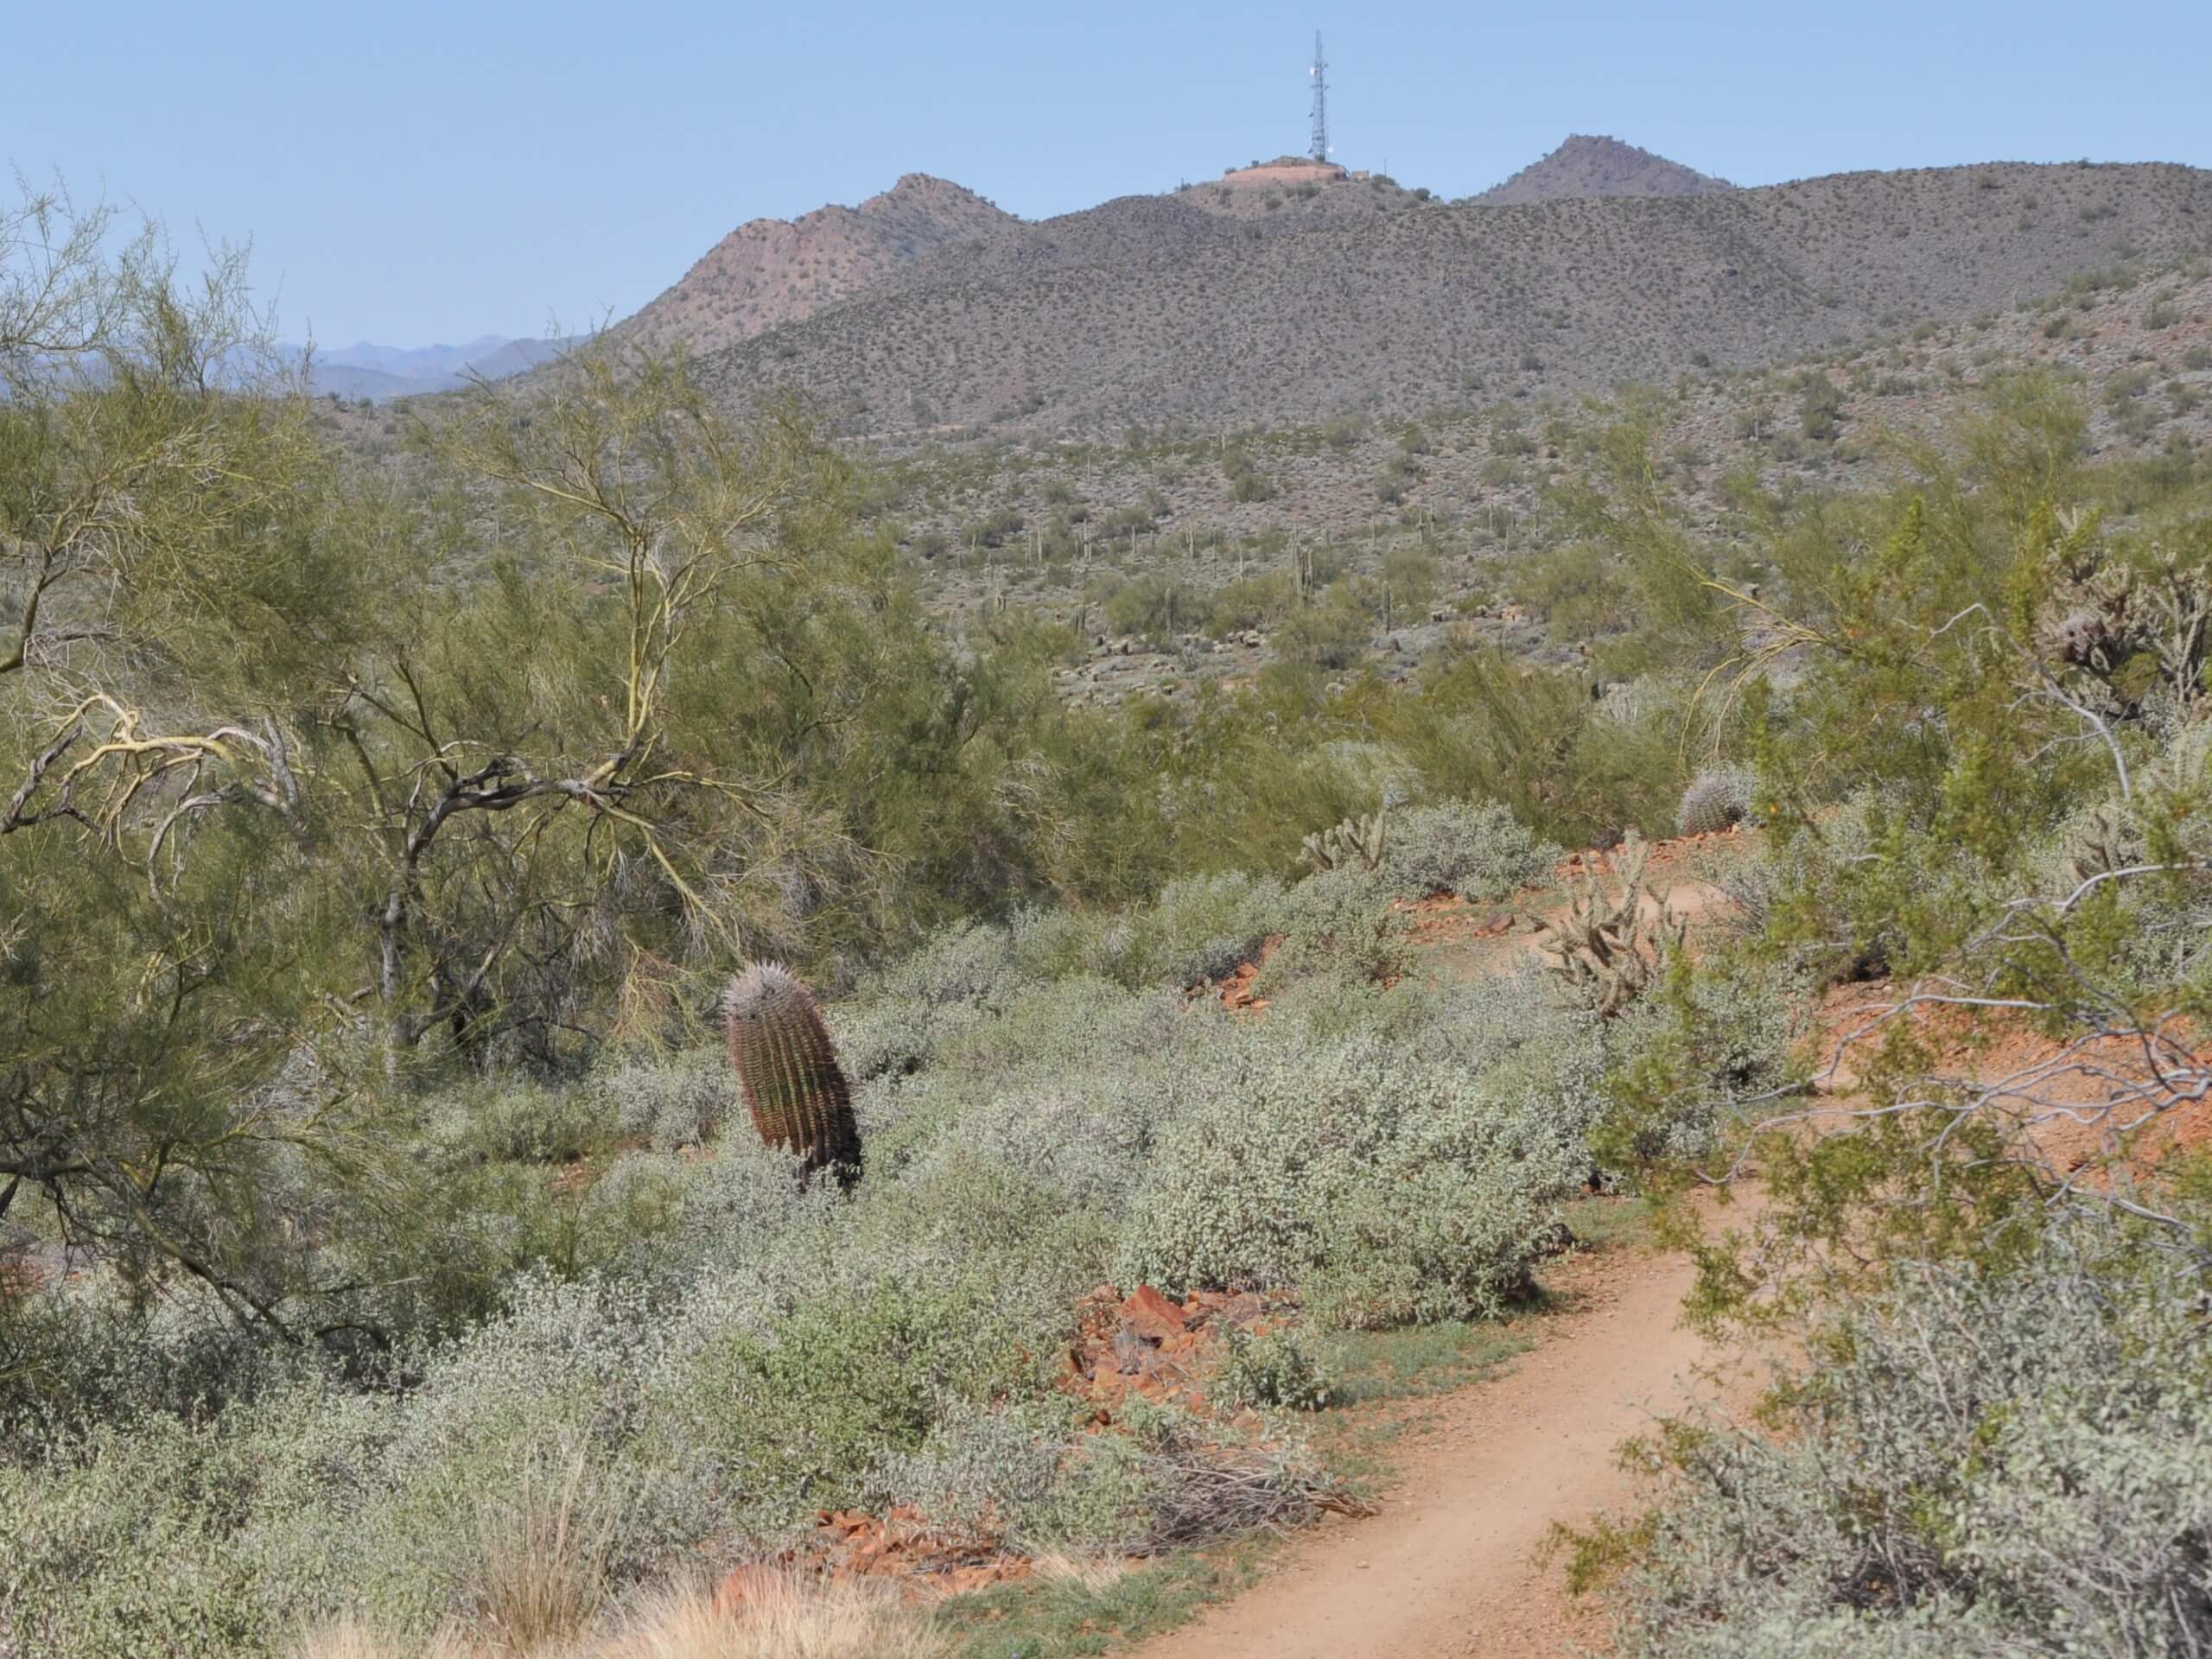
[[0, 181, 990, 1338]]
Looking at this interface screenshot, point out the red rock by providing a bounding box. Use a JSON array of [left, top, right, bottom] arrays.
[[1120, 1284, 1188, 1340]]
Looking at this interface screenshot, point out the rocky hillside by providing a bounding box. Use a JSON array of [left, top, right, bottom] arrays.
[[690, 161, 2212, 437], [619, 173, 1018, 358], [1470, 134, 1733, 206]]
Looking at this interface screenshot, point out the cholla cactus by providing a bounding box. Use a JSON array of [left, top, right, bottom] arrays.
[[2037, 531, 2212, 711], [1301, 809, 1388, 874], [1532, 833, 1683, 1017], [1677, 770, 1751, 837], [721, 961, 862, 1187], [2061, 801, 2137, 887]]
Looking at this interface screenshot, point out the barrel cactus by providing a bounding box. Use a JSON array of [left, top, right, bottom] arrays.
[[721, 961, 862, 1187], [1677, 770, 1751, 837]]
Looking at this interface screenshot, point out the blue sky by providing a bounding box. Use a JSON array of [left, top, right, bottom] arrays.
[[11, 0, 2210, 346]]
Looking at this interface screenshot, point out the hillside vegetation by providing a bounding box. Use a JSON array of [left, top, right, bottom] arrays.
[[684, 161, 2212, 437], [823, 252, 2212, 708], [5, 174, 2212, 1658]]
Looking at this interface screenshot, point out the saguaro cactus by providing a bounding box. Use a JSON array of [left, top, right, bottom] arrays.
[[721, 961, 862, 1187]]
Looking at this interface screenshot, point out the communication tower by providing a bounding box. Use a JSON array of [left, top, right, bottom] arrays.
[[1309, 32, 1330, 162]]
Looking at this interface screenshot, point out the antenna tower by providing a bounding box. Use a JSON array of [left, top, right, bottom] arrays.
[[1308, 31, 1329, 162]]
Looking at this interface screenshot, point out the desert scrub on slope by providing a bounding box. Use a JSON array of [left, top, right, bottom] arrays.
[[3, 862, 1668, 1655]]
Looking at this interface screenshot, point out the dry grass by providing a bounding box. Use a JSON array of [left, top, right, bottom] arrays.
[[1028, 1552, 1136, 1596], [291, 1621, 476, 1659], [291, 1573, 944, 1659], [593, 1578, 945, 1659], [467, 1452, 618, 1654]]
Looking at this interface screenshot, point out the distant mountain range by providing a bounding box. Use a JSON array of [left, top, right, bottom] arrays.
[[290, 334, 577, 401]]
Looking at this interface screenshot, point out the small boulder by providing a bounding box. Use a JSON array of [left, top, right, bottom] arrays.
[[1120, 1283, 1190, 1342]]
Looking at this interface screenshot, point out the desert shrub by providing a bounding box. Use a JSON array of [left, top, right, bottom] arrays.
[[1276, 592, 1369, 669], [594, 1047, 729, 1150], [0, 1395, 323, 1656], [1376, 648, 1685, 849], [659, 1274, 1051, 1522], [1610, 1211, 2212, 1657], [0, 1265, 306, 1442], [1102, 573, 1206, 644], [1205, 569, 1298, 632], [1751, 795, 1985, 986], [1020, 1397, 1344, 1554], [419, 1076, 624, 1166], [924, 976, 1190, 1084], [0, 1156, 1093, 1653], [1227, 467, 1277, 504], [1598, 948, 1807, 1175], [830, 919, 1038, 1082], [1376, 798, 1559, 901], [1214, 1325, 1333, 1411], [0, 1274, 703, 1652], [1113, 1031, 1584, 1326], [830, 991, 947, 1086], [2022, 717, 2212, 992], [1253, 870, 1411, 993], [868, 918, 1033, 1014], [1048, 872, 1288, 990], [868, 1398, 1070, 1539]]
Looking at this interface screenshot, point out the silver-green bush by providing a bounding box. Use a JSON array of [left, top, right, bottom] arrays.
[[1112, 1027, 1586, 1326], [1613, 1212, 2212, 1657], [1376, 798, 1560, 901]]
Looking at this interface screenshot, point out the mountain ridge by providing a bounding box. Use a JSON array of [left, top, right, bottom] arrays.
[[1471, 134, 1734, 205], [617, 173, 1020, 359], [680, 160, 2212, 437]]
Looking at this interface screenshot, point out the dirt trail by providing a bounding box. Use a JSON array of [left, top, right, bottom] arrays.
[[1130, 834, 1762, 1658], [1128, 1225, 1756, 1659]]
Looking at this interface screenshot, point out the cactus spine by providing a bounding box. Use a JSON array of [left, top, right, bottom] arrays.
[[1677, 771, 1751, 837], [721, 961, 862, 1187]]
